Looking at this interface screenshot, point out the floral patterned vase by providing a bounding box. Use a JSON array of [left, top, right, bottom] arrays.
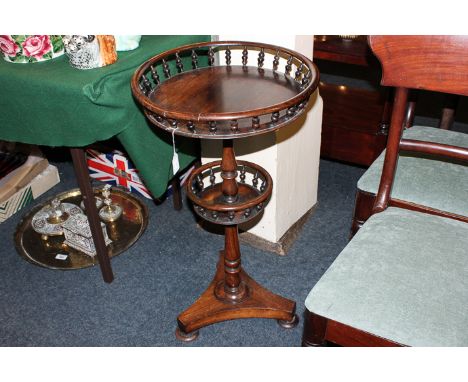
[[0, 35, 64, 63]]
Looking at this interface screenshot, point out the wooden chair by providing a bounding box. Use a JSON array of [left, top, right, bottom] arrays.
[[302, 36, 468, 347], [350, 39, 468, 236]]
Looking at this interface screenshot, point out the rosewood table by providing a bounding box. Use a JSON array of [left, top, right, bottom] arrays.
[[132, 41, 319, 341]]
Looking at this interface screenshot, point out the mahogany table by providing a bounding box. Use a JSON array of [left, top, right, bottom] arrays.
[[132, 41, 318, 341]]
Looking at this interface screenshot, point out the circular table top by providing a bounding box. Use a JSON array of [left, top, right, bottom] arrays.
[[150, 66, 303, 116], [132, 41, 319, 139]]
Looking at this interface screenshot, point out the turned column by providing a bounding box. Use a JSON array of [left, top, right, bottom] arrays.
[[221, 140, 238, 203], [215, 140, 248, 302]]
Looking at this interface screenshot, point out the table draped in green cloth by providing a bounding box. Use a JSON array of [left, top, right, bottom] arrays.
[[0, 35, 211, 198]]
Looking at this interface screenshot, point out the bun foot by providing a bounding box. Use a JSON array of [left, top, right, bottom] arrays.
[[175, 327, 199, 343], [278, 314, 299, 329]]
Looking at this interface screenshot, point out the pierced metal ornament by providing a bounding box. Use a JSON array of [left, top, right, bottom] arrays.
[[62, 213, 112, 257], [31, 199, 83, 239]]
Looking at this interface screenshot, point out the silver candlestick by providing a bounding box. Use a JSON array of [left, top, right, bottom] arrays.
[[99, 184, 123, 222]]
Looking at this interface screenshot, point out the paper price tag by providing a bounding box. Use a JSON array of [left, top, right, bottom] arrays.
[[172, 152, 180, 174], [171, 127, 180, 174], [55, 254, 68, 260]]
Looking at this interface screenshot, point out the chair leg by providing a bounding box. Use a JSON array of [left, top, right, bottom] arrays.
[[70, 147, 114, 283], [438, 94, 459, 130], [302, 309, 328, 347]]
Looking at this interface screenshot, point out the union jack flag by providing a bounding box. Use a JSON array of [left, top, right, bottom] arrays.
[[86, 149, 153, 199]]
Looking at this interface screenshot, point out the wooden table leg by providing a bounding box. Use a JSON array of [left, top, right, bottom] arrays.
[[70, 147, 114, 283]]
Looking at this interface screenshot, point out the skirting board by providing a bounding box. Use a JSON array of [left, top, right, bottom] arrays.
[[239, 203, 318, 256]]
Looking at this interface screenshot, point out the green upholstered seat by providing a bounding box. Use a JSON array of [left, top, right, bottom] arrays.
[[305, 207, 468, 346], [357, 126, 468, 217]]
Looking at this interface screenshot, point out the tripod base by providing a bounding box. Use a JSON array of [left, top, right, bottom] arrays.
[[176, 251, 297, 341]]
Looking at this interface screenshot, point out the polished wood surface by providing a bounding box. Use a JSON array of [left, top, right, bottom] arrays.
[[302, 310, 402, 347], [399, 139, 468, 161], [187, 159, 272, 216], [177, 250, 296, 335], [369, 36, 468, 215], [369, 35, 468, 96], [150, 66, 303, 116], [372, 87, 409, 214], [132, 41, 318, 125], [313, 35, 372, 66], [319, 82, 388, 165], [315, 35, 390, 166]]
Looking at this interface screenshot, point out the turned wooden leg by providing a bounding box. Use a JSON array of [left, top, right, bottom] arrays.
[[214, 225, 248, 302], [70, 147, 114, 283], [302, 309, 328, 347]]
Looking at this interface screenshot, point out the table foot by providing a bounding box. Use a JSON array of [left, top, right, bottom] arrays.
[[176, 251, 296, 337], [175, 327, 199, 342], [278, 314, 299, 329]]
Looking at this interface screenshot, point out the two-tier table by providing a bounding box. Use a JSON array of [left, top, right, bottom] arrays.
[[132, 41, 319, 341]]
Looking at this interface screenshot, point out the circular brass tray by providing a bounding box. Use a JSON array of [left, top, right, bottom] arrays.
[[14, 187, 148, 270]]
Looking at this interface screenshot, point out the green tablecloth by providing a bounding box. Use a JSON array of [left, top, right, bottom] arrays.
[[0, 35, 210, 198]]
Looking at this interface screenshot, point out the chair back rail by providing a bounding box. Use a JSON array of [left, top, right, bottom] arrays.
[[369, 35, 468, 96], [369, 36, 468, 214]]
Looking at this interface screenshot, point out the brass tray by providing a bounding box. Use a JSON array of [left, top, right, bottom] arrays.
[[14, 187, 148, 270]]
